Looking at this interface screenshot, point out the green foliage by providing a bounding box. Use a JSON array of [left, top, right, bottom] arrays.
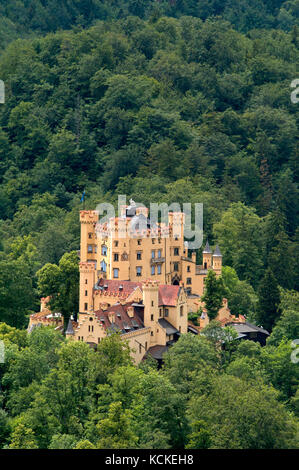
[[0, 1, 298, 451], [37, 251, 79, 325], [201, 270, 226, 320], [257, 268, 281, 332], [188, 374, 298, 449], [0, 325, 298, 449]]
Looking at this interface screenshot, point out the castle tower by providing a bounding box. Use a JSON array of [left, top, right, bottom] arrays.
[[80, 210, 99, 263], [142, 280, 159, 343], [79, 262, 96, 313], [212, 245, 222, 276], [202, 240, 213, 270], [65, 318, 75, 340]]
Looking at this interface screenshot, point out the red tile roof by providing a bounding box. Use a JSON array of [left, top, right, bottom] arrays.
[[158, 285, 180, 306], [95, 279, 181, 307], [94, 301, 144, 333], [97, 279, 142, 298]]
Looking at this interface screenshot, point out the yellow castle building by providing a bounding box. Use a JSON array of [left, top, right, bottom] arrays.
[[71, 201, 231, 363], [79, 201, 222, 308], [29, 202, 242, 364]]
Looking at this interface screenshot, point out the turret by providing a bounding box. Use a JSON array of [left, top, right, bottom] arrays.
[[80, 210, 99, 263], [79, 262, 96, 313], [142, 280, 159, 342], [212, 245, 222, 275], [202, 240, 213, 270], [65, 317, 75, 340]]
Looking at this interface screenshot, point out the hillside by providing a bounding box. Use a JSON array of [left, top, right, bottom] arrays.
[[0, 0, 299, 49], [0, 1, 298, 452]]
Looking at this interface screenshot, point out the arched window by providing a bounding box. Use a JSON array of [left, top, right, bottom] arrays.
[[100, 260, 107, 273]]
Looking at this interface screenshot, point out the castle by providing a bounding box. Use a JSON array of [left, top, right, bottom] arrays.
[[29, 201, 243, 363]]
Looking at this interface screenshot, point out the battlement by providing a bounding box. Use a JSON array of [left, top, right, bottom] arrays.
[[142, 279, 159, 288], [80, 210, 99, 224], [79, 261, 96, 272]]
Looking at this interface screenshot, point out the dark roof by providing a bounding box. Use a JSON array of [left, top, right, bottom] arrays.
[[146, 345, 169, 360], [203, 240, 212, 254], [213, 245, 222, 257], [188, 325, 199, 334], [65, 318, 75, 335], [228, 322, 269, 336], [158, 318, 179, 335]]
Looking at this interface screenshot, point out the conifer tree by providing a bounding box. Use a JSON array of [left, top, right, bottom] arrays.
[[256, 268, 281, 332]]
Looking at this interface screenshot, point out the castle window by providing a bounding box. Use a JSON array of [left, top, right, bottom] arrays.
[[158, 249, 161, 258], [187, 266, 190, 272], [89, 317, 93, 321], [100, 260, 107, 273], [157, 264, 161, 275], [85, 290, 88, 296], [114, 253, 119, 261], [151, 331, 153, 336], [186, 278, 192, 285], [152, 239, 155, 244], [113, 268, 119, 278], [151, 301, 154, 307], [174, 262, 179, 272], [137, 239, 142, 245], [137, 251, 142, 260], [139, 344, 142, 354], [158, 238, 161, 244], [136, 266, 142, 276], [151, 250, 155, 259], [204, 262, 207, 269], [98, 338, 101, 344], [165, 308, 169, 317], [88, 245, 93, 253], [88, 233, 92, 239], [145, 341, 148, 351], [179, 326, 181, 332], [151, 314, 154, 321], [174, 248, 179, 256], [85, 279, 88, 284], [180, 305, 184, 317], [101, 245, 107, 256], [151, 265, 155, 275], [114, 241, 118, 247], [84, 303, 88, 310]]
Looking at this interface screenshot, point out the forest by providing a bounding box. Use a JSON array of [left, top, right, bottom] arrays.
[[0, 0, 298, 449]]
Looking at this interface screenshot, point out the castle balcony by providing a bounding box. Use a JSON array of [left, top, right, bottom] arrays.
[[150, 257, 165, 264]]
